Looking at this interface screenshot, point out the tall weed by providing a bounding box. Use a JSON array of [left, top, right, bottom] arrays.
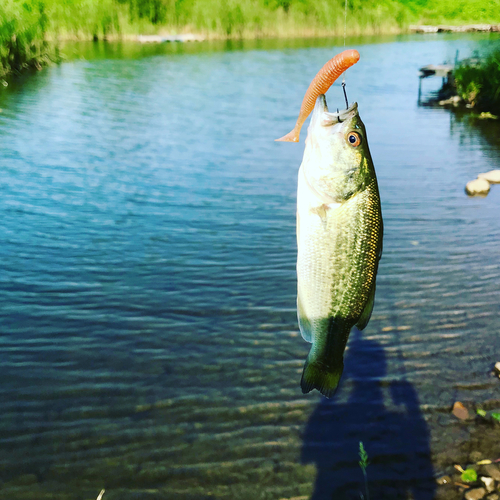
[[454, 46, 500, 113], [0, 0, 52, 76]]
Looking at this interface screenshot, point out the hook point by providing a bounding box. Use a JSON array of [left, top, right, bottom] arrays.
[[341, 81, 349, 109]]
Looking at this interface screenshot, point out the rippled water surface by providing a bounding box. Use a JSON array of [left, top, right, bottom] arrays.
[[1, 34, 500, 500]]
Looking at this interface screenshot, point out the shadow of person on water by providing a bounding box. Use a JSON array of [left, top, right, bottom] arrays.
[[301, 329, 436, 500]]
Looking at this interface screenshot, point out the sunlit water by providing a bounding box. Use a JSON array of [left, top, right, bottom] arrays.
[[0, 34, 499, 500]]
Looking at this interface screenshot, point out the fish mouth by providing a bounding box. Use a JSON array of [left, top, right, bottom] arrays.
[[310, 94, 358, 129]]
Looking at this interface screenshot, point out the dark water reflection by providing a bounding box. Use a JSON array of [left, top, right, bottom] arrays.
[[302, 330, 435, 499]]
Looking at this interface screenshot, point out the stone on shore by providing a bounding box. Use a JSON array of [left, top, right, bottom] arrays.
[[465, 488, 487, 500], [478, 112, 499, 120], [410, 24, 500, 32], [436, 475, 452, 484], [481, 476, 496, 492], [483, 464, 500, 481], [478, 170, 500, 184], [465, 178, 490, 196], [439, 95, 462, 106]]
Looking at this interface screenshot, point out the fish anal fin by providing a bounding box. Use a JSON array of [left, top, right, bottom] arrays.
[[297, 294, 313, 343], [356, 284, 376, 331]]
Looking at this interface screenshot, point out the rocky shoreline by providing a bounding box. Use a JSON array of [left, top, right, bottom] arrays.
[[435, 364, 500, 500], [436, 423, 500, 500], [410, 25, 500, 33], [428, 82, 500, 197]]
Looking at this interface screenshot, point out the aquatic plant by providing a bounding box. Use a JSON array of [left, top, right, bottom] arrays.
[[358, 441, 370, 500], [454, 46, 500, 114]]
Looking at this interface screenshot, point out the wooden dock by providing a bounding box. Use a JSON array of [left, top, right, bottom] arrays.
[[417, 52, 482, 103], [419, 64, 454, 79], [418, 63, 454, 103]]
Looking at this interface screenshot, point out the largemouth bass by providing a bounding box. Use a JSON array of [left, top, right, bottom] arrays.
[[297, 95, 383, 398]]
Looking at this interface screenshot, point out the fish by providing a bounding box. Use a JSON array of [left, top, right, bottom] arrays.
[[276, 49, 360, 143], [296, 95, 383, 398]]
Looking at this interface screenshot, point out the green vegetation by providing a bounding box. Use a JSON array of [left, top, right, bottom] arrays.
[[454, 46, 500, 114], [0, 0, 52, 77], [2, 0, 500, 77], [460, 468, 478, 482], [358, 441, 370, 500], [417, 0, 500, 25]]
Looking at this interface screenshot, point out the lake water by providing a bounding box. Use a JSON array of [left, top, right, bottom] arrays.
[[1, 33, 500, 500]]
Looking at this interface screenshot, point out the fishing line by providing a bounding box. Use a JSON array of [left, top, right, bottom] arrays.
[[342, 0, 349, 108], [343, 0, 348, 48]]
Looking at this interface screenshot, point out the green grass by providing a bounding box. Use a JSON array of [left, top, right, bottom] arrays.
[[418, 0, 500, 25], [358, 441, 370, 500], [454, 45, 500, 114], [2, 0, 500, 77]]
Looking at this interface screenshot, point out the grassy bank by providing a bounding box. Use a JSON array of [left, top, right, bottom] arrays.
[[454, 45, 500, 114], [2, 0, 500, 77]]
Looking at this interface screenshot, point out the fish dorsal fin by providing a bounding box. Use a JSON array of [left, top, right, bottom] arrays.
[[297, 294, 313, 343], [356, 284, 376, 331]]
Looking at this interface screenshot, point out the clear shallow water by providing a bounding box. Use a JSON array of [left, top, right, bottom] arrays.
[[0, 34, 500, 499]]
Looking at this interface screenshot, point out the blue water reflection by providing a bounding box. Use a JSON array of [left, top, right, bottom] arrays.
[[0, 33, 499, 498]]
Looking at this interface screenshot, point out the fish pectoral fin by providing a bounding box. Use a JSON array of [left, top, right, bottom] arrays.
[[309, 205, 327, 221], [297, 294, 313, 343], [355, 284, 376, 331], [309, 202, 341, 222]]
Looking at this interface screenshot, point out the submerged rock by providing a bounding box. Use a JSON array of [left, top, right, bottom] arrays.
[[465, 178, 491, 196], [452, 401, 470, 420], [470, 451, 484, 462], [478, 170, 500, 184]]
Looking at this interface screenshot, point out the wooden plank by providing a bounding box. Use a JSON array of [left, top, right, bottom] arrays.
[[419, 64, 453, 78]]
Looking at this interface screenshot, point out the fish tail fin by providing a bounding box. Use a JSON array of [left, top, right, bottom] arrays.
[[300, 354, 344, 399], [275, 128, 300, 143]]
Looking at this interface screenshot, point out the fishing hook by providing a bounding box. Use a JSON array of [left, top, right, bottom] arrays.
[[341, 81, 349, 109]]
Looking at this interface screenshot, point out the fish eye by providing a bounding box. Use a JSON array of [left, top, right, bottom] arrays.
[[347, 131, 362, 147]]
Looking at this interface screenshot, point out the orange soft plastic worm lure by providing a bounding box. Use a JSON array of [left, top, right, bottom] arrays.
[[276, 49, 360, 143]]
